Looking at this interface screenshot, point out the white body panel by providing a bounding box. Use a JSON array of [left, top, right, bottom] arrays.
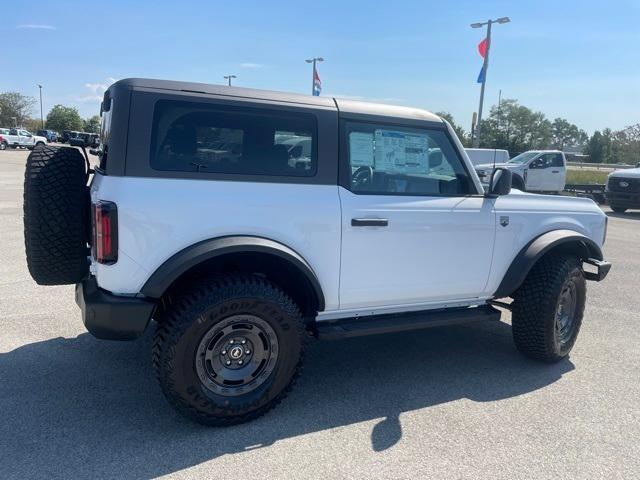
[[91, 173, 606, 317], [485, 191, 606, 294], [91, 176, 343, 310], [338, 187, 496, 309]]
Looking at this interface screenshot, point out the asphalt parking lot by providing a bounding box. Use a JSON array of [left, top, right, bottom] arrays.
[[1, 148, 638, 479]]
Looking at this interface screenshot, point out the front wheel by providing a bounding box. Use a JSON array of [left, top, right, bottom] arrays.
[[511, 254, 586, 362], [610, 206, 627, 213], [153, 274, 306, 426]]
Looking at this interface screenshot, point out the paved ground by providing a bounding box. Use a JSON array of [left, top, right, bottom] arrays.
[[1, 148, 638, 479]]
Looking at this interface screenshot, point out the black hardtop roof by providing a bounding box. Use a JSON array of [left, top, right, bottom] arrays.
[[111, 78, 443, 124]]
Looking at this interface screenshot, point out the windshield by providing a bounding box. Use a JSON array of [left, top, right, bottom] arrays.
[[508, 151, 539, 164]]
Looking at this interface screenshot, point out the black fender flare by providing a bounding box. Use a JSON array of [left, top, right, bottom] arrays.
[[493, 229, 603, 298], [140, 236, 325, 311]]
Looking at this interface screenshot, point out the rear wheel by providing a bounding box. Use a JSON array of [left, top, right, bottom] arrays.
[[511, 254, 586, 362], [610, 206, 627, 213], [0, 141, 6, 150], [153, 274, 306, 426]]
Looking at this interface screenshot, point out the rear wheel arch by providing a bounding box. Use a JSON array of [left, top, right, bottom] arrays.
[[494, 229, 602, 299], [141, 236, 325, 316]]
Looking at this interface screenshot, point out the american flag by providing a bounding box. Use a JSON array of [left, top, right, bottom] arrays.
[[313, 65, 322, 96]]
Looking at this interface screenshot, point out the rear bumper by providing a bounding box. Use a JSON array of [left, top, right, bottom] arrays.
[[583, 258, 612, 282], [606, 191, 640, 208], [75, 276, 156, 340]]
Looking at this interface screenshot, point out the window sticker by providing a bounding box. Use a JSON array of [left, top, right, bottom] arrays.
[[349, 132, 374, 167], [373, 130, 429, 173]]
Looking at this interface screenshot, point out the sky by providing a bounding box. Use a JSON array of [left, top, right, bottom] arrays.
[[2, 0, 639, 134]]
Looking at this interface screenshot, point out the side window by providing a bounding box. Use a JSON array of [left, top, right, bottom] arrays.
[[150, 100, 317, 177], [345, 123, 472, 195], [551, 153, 564, 167]]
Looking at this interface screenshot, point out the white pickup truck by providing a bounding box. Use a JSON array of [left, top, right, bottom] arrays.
[[474, 150, 567, 193], [1, 129, 48, 150]]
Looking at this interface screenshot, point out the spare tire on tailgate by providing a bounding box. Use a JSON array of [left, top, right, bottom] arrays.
[[24, 145, 90, 285]]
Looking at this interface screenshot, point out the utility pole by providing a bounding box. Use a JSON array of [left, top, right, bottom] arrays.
[[305, 57, 324, 95], [223, 75, 237, 86], [471, 16, 510, 147], [37, 84, 44, 129]]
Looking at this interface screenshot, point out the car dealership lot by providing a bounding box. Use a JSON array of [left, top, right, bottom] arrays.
[[1, 148, 638, 479]]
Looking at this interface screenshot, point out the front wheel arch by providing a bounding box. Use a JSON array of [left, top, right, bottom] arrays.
[[493, 229, 602, 299]]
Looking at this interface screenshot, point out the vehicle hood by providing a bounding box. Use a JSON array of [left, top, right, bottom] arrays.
[[33, 135, 48, 142], [608, 167, 640, 179]]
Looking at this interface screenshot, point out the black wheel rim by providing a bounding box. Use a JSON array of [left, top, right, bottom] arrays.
[[555, 280, 577, 345], [195, 314, 278, 397]]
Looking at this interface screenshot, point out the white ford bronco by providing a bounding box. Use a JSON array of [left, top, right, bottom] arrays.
[[23, 78, 610, 426]]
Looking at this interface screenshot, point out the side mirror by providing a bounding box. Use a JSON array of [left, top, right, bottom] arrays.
[[488, 167, 512, 196]]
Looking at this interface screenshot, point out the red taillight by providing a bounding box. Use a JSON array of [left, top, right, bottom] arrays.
[[92, 201, 118, 264]]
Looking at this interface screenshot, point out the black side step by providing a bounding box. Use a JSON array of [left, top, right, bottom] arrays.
[[316, 305, 501, 340]]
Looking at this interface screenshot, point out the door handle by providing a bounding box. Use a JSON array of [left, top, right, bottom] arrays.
[[351, 218, 389, 227], [551, 170, 560, 173]]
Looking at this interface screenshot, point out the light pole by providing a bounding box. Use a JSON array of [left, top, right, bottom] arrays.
[[37, 84, 43, 129], [305, 57, 324, 95], [470, 16, 510, 147], [223, 75, 237, 86]]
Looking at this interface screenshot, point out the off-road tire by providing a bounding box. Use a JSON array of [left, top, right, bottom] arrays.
[[24, 145, 89, 285], [153, 274, 306, 426], [511, 254, 586, 362], [610, 206, 627, 213]]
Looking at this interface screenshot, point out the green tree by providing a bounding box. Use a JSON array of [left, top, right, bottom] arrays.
[[45, 105, 83, 132], [479, 99, 552, 154], [0, 92, 36, 127], [551, 118, 587, 150], [436, 111, 469, 146], [585, 131, 605, 163], [83, 115, 101, 133]]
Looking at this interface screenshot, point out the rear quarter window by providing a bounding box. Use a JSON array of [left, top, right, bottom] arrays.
[[149, 100, 317, 177]]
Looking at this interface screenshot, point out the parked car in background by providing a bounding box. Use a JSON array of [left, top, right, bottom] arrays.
[[2, 129, 48, 149], [36, 130, 59, 142], [0, 128, 10, 150], [69, 132, 100, 148], [606, 166, 640, 213], [60, 130, 81, 143], [465, 148, 510, 167], [475, 150, 567, 193]]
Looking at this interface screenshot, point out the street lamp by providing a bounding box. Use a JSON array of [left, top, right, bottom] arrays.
[[37, 84, 43, 129], [223, 75, 237, 86], [305, 57, 324, 96], [470, 16, 510, 147]]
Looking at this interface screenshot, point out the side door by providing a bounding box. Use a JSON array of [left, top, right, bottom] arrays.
[[338, 120, 496, 311], [19, 130, 32, 146], [525, 154, 545, 191], [549, 153, 566, 191]]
